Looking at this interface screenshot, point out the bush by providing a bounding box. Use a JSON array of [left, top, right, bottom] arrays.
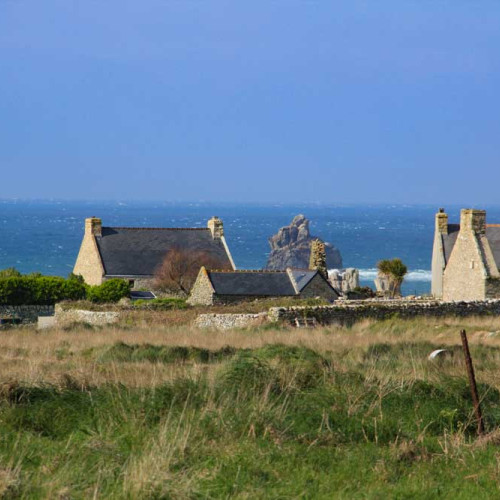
[[87, 279, 131, 303], [0, 267, 22, 278], [0, 274, 131, 305], [0, 276, 87, 305]]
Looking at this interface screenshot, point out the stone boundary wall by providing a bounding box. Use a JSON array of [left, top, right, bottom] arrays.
[[269, 300, 500, 326], [0, 305, 54, 324], [54, 304, 120, 327], [195, 313, 268, 330]]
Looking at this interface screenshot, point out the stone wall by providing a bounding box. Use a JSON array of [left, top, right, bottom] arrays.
[[105, 276, 155, 291], [195, 312, 268, 330], [187, 268, 215, 305], [443, 230, 486, 301], [486, 278, 500, 299], [269, 300, 500, 326], [73, 219, 105, 286], [54, 304, 119, 327], [0, 305, 54, 324]]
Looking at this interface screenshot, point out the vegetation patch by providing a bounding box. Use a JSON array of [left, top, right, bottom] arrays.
[[97, 342, 238, 364], [2, 325, 500, 497]]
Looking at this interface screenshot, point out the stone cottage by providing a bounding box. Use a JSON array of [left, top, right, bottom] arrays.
[[431, 208, 500, 301], [73, 216, 235, 289], [188, 267, 339, 306]]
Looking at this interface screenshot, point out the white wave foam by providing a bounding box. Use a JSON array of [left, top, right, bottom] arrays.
[[329, 268, 432, 282]]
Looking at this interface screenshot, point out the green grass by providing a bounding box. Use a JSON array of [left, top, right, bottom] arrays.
[[2, 342, 500, 497], [130, 297, 188, 310]]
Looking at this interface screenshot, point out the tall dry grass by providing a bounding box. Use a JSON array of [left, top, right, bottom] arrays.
[[0, 314, 499, 389]]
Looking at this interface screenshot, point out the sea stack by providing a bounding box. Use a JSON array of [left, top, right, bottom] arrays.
[[266, 214, 342, 270]]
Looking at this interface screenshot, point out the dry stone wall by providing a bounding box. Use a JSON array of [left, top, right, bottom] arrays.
[[54, 304, 119, 327], [195, 313, 268, 330], [0, 305, 54, 324], [269, 300, 500, 326]]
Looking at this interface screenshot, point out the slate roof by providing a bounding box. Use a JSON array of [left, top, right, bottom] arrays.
[[96, 227, 233, 276], [289, 269, 317, 291], [442, 224, 460, 265], [207, 271, 297, 296], [486, 226, 500, 267], [205, 269, 337, 297], [442, 224, 500, 267]]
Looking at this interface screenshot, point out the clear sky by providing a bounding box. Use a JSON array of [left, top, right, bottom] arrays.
[[1, 1, 499, 204]]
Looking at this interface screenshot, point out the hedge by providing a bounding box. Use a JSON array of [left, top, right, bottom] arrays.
[[0, 276, 130, 305], [87, 279, 131, 304]]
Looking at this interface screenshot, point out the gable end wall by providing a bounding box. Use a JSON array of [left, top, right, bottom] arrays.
[[187, 270, 215, 305], [443, 231, 486, 301], [431, 232, 446, 298], [73, 234, 105, 286]]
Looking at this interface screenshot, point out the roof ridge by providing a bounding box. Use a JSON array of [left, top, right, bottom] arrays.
[[105, 227, 209, 231], [207, 269, 286, 274]]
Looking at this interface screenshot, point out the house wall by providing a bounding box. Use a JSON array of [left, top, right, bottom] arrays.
[[486, 278, 500, 299], [187, 269, 215, 305], [73, 233, 105, 285], [299, 274, 338, 301], [103, 276, 155, 291], [211, 294, 295, 305], [431, 211, 449, 298], [443, 212, 487, 301]]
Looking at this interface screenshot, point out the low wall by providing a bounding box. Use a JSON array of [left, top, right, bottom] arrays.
[[269, 300, 500, 326], [54, 304, 120, 327], [195, 313, 268, 330], [0, 305, 54, 324]]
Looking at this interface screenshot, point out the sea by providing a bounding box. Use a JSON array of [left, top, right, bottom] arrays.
[[2, 200, 500, 296]]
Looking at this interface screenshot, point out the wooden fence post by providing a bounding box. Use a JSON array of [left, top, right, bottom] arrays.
[[460, 329, 484, 436]]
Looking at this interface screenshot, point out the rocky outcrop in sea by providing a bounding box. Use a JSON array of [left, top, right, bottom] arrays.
[[266, 214, 343, 270], [329, 268, 359, 294]]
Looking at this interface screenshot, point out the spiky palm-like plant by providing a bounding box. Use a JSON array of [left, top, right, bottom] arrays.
[[377, 258, 408, 298]]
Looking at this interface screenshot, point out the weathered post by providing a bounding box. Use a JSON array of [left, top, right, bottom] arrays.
[[460, 329, 484, 435]]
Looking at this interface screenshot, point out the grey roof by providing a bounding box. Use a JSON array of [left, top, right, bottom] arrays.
[[486, 226, 500, 267], [130, 291, 156, 300], [96, 227, 232, 276], [289, 269, 317, 291], [207, 271, 297, 296], [442, 224, 460, 264], [443, 224, 500, 267]]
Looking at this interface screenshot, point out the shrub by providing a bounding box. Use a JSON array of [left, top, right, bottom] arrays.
[[0, 267, 22, 278], [87, 279, 131, 303], [377, 258, 408, 298], [0, 276, 87, 305]]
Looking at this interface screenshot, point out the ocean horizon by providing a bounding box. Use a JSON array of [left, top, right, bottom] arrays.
[[2, 200, 500, 296]]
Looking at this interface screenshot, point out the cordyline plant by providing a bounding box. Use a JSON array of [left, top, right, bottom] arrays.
[[377, 258, 408, 298]]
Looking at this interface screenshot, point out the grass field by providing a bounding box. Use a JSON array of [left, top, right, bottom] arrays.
[[2, 315, 500, 498]]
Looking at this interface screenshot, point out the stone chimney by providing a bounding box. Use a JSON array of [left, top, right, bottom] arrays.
[[207, 216, 224, 239], [435, 208, 448, 235], [85, 217, 102, 237], [309, 239, 327, 278], [460, 209, 486, 234]]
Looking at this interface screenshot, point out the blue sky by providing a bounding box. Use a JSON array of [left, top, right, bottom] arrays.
[[1, 1, 499, 204]]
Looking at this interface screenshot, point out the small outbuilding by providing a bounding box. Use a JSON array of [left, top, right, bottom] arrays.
[[188, 267, 339, 305]]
